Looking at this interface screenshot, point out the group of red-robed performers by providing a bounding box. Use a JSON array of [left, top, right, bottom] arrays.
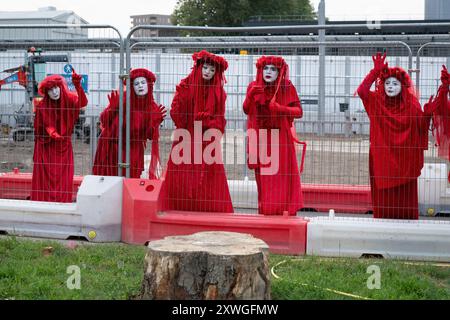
[[31, 50, 449, 220]]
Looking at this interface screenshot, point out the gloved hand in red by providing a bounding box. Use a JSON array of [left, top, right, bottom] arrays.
[[269, 100, 302, 117], [441, 65, 449, 85], [195, 111, 212, 121], [154, 104, 167, 126], [248, 85, 264, 99], [372, 52, 388, 75], [423, 95, 437, 116], [72, 68, 82, 88], [107, 90, 120, 110], [46, 127, 63, 140]]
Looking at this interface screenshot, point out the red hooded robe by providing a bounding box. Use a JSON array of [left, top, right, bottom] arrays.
[[161, 50, 233, 213], [243, 56, 304, 215], [31, 74, 88, 202], [92, 68, 163, 179], [357, 67, 431, 219]]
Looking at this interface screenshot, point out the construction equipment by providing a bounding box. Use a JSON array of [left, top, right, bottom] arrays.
[[0, 47, 69, 141]]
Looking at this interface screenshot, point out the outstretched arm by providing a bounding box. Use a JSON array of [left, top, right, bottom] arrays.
[[99, 90, 119, 127], [435, 65, 449, 110], [357, 52, 387, 102], [147, 102, 167, 139], [72, 69, 88, 109]]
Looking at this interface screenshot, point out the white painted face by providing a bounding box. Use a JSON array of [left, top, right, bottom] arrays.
[[133, 77, 148, 96], [48, 86, 60, 100], [263, 64, 279, 83], [384, 77, 402, 97], [202, 63, 216, 81]]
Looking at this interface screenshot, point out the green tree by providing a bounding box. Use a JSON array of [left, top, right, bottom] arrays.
[[171, 0, 316, 27]]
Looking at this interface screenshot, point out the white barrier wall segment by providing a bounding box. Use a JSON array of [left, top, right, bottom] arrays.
[[228, 163, 450, 215], [228, 178, 258, 209], [77, 175, 123, 242], [0, 199, 80, 239], [418, 163, 450, 216], [0, 175, 123, 242], [306, 216, 450, 262]]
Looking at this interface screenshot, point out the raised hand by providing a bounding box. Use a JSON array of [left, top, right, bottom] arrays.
[[72, 68, 82, 88], [107, 90, 120, 109], [424, 95, 437, 116], [154, 104, 167, 125], [158, 104, 167, 120], [372, 52, 388, 74], [441, 65, 449, 85], [248, 85, 264, 98]]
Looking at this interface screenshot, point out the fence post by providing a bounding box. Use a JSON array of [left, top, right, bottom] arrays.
[[318, 0, 326, 136], [344, 56, 351, 138]]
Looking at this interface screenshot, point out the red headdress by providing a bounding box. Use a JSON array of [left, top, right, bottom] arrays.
[[375, 66, 418, 104], [37, 75, 78, 137], [128, 68, 156, 110], [184, 50, 228, 117], [255, 56, 289, 103]]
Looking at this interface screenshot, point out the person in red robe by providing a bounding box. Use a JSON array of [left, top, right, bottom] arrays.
[[92, 68, 166, 179], [243, 56, 304, 216], [357, 52, 435, 220], [428, 65, 450, 181], [161, 50, 233, 212], [31, 71, 88, 202]]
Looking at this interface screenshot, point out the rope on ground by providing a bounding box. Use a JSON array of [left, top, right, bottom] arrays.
[[270, 259, 372, 300]]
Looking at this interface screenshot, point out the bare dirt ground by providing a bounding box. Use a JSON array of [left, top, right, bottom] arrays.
[[1, 129, 444, 186]]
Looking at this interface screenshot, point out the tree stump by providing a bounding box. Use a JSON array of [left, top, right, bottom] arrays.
[[137, 231, 271, 300]]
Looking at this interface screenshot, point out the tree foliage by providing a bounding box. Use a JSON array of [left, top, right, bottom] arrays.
[[171, 0, 316, 27]]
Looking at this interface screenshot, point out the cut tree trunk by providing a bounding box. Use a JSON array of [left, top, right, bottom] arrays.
[[137, 231, 271, 300]]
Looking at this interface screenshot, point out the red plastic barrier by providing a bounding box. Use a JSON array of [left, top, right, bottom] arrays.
[[122, 178, 308, 255], [0, 170, 83, 201], [303, 183, 372, 214]]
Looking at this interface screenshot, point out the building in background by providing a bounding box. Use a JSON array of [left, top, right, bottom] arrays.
[[0, 7, 89, 40], [425, 0, 450, 20], [130, 14, 179, 37]]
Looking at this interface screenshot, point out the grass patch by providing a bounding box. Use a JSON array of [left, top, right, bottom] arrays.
[[1, 237, 449, 300], [0, 237, 146, 300], [270, 255, 450, 300]]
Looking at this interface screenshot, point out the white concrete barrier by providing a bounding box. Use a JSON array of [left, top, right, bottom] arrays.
[[306, 216, 450, 262], [418, 163, 450, 216], [0, 175, 123, 242]]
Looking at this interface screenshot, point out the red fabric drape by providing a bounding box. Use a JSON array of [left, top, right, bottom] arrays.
[[431, 79, 450, 160], [31, 75, 88, 202], [92, 68, 163, 179], [357, 67, 431, 219], [243, 56, 304, 215], [161, 50, 233, 213]]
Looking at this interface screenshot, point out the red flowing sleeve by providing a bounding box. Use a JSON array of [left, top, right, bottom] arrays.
[[357, 69, 379, 116], [203, 88, 227, 133], [431, 82, 450, 159], [435, 82, 449, 116], [243, 82, 256, 115], [146, 101, 163, 140], [170, 81, 189, 129], [74, 84, 88, 110], [281, 83, 303, 122]]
